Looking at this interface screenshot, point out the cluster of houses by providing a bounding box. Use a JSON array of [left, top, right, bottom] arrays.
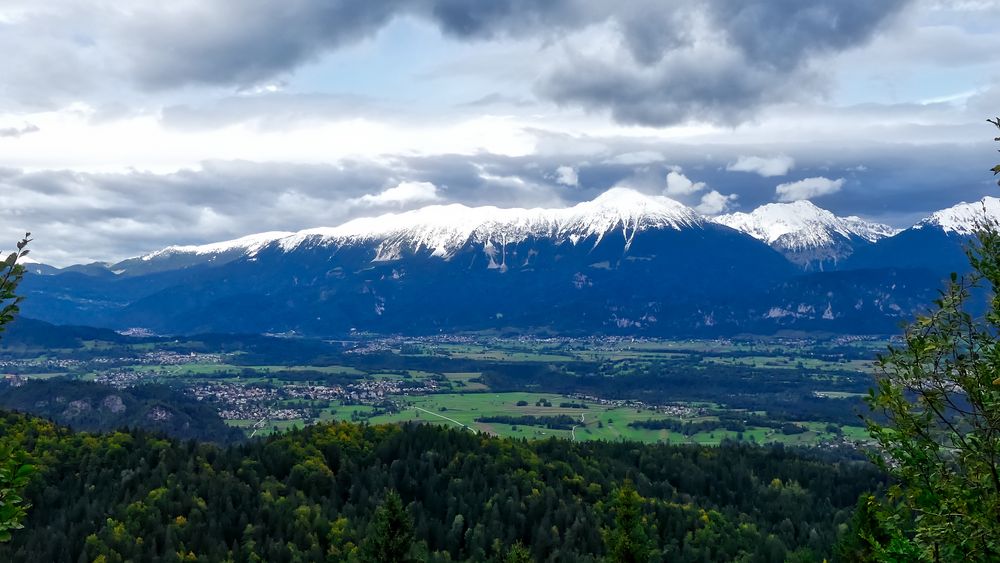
[[182, 375, 442, 422], [186, 382, 296, 420], [94, 369, 148, 388], [569, 394, 705, 418], [0, 357, 83, 373], [134, 351, 225, 365]]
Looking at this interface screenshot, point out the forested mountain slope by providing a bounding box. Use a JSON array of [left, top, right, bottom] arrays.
[[0, 412, 881, 562], [0, 380, 243, 444]]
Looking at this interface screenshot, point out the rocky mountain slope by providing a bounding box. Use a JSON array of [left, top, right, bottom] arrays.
[[714, 201, 898, 269]]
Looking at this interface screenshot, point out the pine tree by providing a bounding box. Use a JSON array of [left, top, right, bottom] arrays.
[[360, 490, 418, 562], [605, 481, 651, 563], [504, 541, 532, 563]]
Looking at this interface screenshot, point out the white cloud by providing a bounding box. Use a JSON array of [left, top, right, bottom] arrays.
[[604, 151, 665, 165], [664, 170, 706, 196], [775, 177, 845, 202], [726, 154, 795, 177], [0, 106, 537, 172], [555, 165, 578, 186], [696, 190, 738, 215], [354, 181, 441, 206]]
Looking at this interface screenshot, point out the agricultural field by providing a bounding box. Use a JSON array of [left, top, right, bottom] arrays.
[[1, 333, 887, 446], [361, 393, 865, 445]]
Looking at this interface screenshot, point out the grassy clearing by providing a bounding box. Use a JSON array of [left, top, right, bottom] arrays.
[[123, 363, 243, 375], [699, 355, 869, 372], [14, 372, 69, 379], [226, 419, 303, 437], [814, 391, 868, 399], [442, 372, 488, 391], [323, 392, 873, 446], [247, 365, 365, 375]]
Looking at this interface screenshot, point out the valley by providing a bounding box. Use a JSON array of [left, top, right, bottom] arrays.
[[0, 330, 884, 447]]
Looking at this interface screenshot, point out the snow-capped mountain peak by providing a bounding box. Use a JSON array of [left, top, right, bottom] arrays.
[[713, 201, 899, 268], [714, 201, 897, 250], [916, 196, 1000, 235], [278, 187, 703, 258], [119, 188, 704, 272]]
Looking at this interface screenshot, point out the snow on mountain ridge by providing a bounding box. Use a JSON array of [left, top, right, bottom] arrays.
[[129, 188, 703, 267], [277, 187, 703, 259], [916, 196, 1000, 235], [140, 231, 295, 261], [714, 200, 898, 252]]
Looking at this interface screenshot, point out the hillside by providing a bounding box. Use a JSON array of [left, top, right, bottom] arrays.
[[0, 412, 881, 562], [0, 317, 131, 350], [0, 379, 243, 443]]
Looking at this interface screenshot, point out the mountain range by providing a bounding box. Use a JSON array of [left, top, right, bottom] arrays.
[[714, 200, 899, 269], [18, 189, 1000, 337]]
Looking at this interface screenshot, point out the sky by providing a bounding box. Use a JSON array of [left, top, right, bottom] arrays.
[[1, 0, 998, 266]]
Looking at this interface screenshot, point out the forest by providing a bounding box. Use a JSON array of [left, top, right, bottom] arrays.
[[0, 411, 882, 562]]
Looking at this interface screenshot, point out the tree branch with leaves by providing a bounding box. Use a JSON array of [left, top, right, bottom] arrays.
[[0, 234, 31, 339], [862, 124, 1000, 561], [0, 233, 35, 542]]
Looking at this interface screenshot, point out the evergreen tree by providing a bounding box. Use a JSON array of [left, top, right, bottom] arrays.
[[605, 481, 651, 563], [360, 490, 418, 562], [503, 542, 532, 563]]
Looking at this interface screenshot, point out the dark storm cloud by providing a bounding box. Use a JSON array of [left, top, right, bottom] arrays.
[[706, 0, 910, 70], [3, 0, 913, 125], [121, 0, 596, 91], [540, 0, 912, 125], [426, 0, 588, 38], [541, 50, 809, 126], [122, 2, 405, 90]]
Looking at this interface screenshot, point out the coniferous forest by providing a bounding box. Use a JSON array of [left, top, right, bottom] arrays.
[[0, 411, 881, 562]]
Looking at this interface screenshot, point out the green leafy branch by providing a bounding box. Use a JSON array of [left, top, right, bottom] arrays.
[[0, 234, 35, 542], [0, 446, 34, 542], [0, 233, 32, 340]]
